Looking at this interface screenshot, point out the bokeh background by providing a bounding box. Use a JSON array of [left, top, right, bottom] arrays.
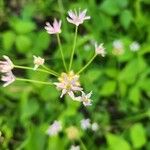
[[0, 0, 150, 149]]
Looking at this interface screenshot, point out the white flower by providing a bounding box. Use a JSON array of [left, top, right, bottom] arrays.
[[112, 40, 124, 55], [95, 43, 106, 57], [54, 71, 83, 98], [129, 41, 140, 52], [67, 9, 90, 26], [45, 19, 62, 34], [0, 55, 14, 73], [1, 71, 15, 87], [70, 145, 80, 150], [46, 120, 62, 136], [33, 55, 44, 70], [75, 91, 92, 106], [80, 119, 91, 130], [91, 122, 99, 131]]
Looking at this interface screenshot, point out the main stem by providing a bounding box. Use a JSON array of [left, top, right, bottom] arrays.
[[69, 26, 78, 71], [16, 78, 52, 85], [56, 34, 67, 72], [14, 65, 58, 77], [77, 54, 97, 74]]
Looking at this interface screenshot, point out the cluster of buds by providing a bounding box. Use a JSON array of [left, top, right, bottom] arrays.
[[0, 8, 106, 107]]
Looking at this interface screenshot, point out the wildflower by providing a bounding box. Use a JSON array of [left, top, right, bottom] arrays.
[[75, 91, 92, 106], [54, 71, 83, 98], [66, 126, 79, 140], [67, 9, 90, 26], [70, 145, 80, 150], [0, 55, 14, 73], [91, 122, 99, 131], [129, 41, 140, 52], [95, 43, 106, 57], [33, 55, 45, 70], [112, 40, 124, 55], [46, 120, 62, 136], [80, 119, 91, 130], [1, 71, 15, 87], [45, 19, 62, 34]]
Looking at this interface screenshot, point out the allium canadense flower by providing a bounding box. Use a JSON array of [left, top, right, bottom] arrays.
[[70, 145, 80, 150], [33, 55, 45, 70], [45, 19, 62, 34], [66, 126, 79, 140], [0, 55, 14, 73], [112, 40, 124, 55], [54, 71, 82, 98], [67, 9, 90, 26], [95, 43, 106, 57], [129, 41, 140, 52], [91, 122, 99, 131], [80, 119, 91, 130], [46, 120, 62, 136]]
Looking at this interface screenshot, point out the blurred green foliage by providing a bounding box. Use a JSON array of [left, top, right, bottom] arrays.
[[0, 0, 150, 149]]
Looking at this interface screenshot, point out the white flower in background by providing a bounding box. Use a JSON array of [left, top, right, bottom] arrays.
[[80, 119, 91, 130], [0, 55, 14, 73], [54, 71, 83, 98], [91, 122, 99, 131], [67, 9, 90, 26], [75, 91, 92, 106], [46, 120, 62, 136], [1, 71, 15, 87], [45, 19, 62, 34], [95, 43, 106, 57], [112, 40, 124, 55], [129, 41, 140, 52], [33, 55, 45, 70], [70, 145, 80, 150]]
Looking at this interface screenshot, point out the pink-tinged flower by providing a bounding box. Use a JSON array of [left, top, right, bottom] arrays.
[[54, 71, 83, 98], [45, 19, 62, 34], [112, 40, 124, 55], [33, 55, 45, 70], [91, 122, 99, 131], [46, 120, 62, 136], [75, 91, 92, 106], [70, 145, 80, 150], [0, 55, 14, 73], [95, 43, 106, 57], [1, 71, 15, 87], [67, 9, 90, 26], [80, 119, 91, 130]]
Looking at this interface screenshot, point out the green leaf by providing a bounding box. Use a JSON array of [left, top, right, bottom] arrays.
[[2, 31, 16, 51], [129, 86, 140, 105], [106, 133, 131, 150], [130, 123, 147, 148], [15, 35, 32, 53], [120, 10, 133, 29], [100, 80, 116, 96]]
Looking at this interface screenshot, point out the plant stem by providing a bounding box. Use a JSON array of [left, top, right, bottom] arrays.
[[14, 65, 58, 77], [69, 26, 78, 71], [56, 34, 67, 72], [79, 138, 87, 150], [77, 54, 97, 74], [16, 78, 52, 85], [41, 65, 59, 76]]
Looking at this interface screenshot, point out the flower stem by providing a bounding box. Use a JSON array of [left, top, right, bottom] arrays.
[[14, 65, 58, 77], [69, 26, 78, 71], [79, 138, 87, 150], [56, 34, 67, 72], [41, 65, 59, 76], [16, 78, 53, 85], [77, 54, 97, 74]]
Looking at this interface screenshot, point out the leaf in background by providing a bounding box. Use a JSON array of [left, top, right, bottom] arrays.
[[120, 10, 133, 29], [2, 31, 16, 51], [130, 123, 147, 148], [106, 133, 131, 150], [100, 80, 116, 96], [129, 86, 140, 105], [15, 35, 32, 53]]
